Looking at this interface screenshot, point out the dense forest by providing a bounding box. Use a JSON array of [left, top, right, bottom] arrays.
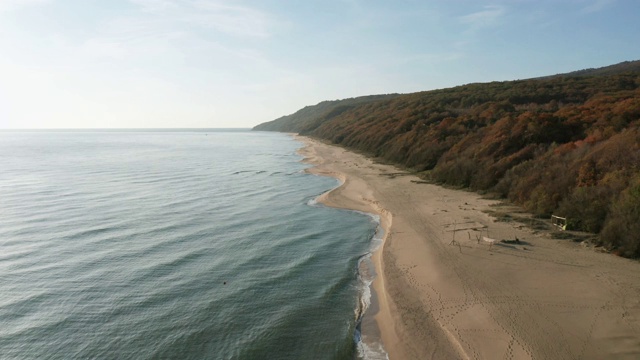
[[254, 61, 640, 258]]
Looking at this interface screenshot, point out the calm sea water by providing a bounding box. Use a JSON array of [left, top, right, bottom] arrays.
[[0, 130, 385, 359]]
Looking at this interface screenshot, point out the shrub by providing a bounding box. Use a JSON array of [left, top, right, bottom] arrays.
[[600, 178, 640, 257], [556, 186, 611, 233]]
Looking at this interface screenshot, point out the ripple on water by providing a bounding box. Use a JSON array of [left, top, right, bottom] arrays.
[[0, 131, 381, 359]]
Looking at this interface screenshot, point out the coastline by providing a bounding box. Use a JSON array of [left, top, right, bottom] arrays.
[[296, 135, 394, 358], [295, 134, 640, 359]]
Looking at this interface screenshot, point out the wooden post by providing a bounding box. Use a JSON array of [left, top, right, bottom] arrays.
[[452, 220, 456, 243]]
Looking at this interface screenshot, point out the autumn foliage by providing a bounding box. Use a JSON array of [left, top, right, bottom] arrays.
[[254, 61, 640, 258]]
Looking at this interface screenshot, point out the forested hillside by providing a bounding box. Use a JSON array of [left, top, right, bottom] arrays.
[[255, 94, 400, 133], [254, 60, 640, 258]]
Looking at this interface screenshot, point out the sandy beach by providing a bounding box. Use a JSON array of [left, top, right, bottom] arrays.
[[297, 135, 640, 359]]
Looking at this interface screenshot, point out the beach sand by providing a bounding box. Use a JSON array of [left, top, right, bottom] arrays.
[[297, 135, 640, 360]]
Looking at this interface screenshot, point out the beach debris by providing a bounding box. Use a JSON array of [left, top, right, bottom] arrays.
[[500, 237, 521, 244], [476, 235, 498, 250], [482, 236, 497, 249], [475, 228, 496, 249]]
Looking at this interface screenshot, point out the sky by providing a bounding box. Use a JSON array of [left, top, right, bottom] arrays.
[[0, 0, 638, 129]]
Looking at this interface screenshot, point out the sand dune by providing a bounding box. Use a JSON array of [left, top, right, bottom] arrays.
[[297, 135, 640, 360]]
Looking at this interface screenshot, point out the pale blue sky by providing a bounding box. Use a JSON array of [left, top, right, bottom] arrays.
[[0, 0, 638, 128]]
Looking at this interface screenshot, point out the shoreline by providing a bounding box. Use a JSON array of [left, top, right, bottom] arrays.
[[295, 134, 640, 359], [296, 135, 404, 358], [297, 136, 391, 358]]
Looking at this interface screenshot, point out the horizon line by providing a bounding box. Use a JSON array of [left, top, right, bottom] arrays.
[[0, 127, 254, 132]]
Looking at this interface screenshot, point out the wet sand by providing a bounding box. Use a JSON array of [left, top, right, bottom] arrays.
[[297, 135, 640, 359]]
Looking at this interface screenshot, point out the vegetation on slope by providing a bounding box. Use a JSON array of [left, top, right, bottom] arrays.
[[254, 61, 640, 257], [253, 94, 400, 133]]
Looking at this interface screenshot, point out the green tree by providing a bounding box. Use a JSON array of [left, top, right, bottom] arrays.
[[600, 179, 640, 257]]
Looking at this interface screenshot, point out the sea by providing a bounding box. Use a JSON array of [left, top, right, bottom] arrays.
[[0, 130, 387, 360]]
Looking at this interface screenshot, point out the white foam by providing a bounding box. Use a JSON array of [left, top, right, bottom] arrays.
[[358, 340, 390, 360], [303, 174, 389, 359], [353, 215, 389, 360]]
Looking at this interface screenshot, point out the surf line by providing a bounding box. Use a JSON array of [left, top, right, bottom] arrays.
[[296, 137, 390, 360]]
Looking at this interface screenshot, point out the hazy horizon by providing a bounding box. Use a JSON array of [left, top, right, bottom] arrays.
[[1, 0, 639, 129], [0, 127, 252, 131]]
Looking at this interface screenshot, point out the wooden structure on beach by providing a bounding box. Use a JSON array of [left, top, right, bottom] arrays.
[[551, 215, 567, 230]]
